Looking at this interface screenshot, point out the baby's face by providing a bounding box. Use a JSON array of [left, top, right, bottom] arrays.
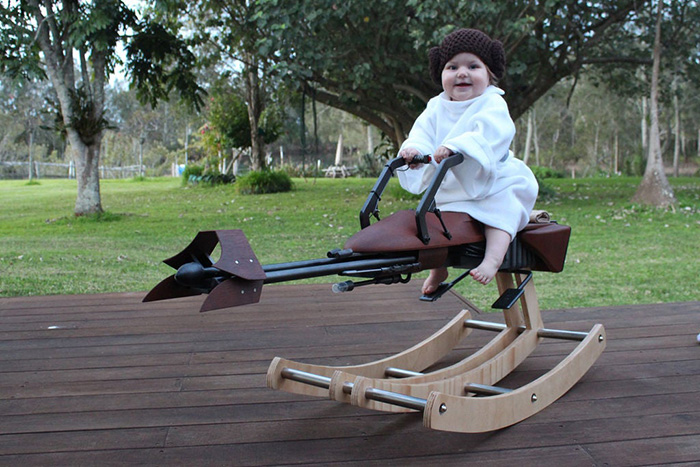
[[441, 52, 490, 101]]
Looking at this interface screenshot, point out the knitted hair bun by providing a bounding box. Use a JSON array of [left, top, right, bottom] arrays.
[[428, 47, 442, 85], [429, 28, 506, 85]]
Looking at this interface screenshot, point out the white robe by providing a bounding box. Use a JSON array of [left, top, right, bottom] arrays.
[[397, 86, 538, 239]]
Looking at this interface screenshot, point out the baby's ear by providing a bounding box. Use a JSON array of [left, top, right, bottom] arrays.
[[428, 46, 442, 85]]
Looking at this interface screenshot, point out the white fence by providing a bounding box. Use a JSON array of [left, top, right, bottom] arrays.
[[0, 161, 145, 180]]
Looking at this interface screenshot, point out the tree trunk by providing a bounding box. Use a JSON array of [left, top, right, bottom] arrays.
[[28, 130, 34, 182], [523, 110, 533, 164], [613, 128, 620, 175], [632, 0, 676, 207], [533, 108, 540, 166], [335, 133, 343, 166], [299, 90, 307, 170], [673, 92, 680, 177], [244, 56, 266, 171], [641, 97, 648, 155], [68, 130, 103, 215]]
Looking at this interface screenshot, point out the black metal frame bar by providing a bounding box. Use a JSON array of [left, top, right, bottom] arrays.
[[358, 154, 465, 245]]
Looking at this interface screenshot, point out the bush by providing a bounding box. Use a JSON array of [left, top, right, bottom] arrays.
[[181, 164, 204, 185], [236, 169, 293, 194], [182, 164, 235, 186], [356, 153, 383, 178], [624, 154, 646, 176], [529, 165, 564, 179]]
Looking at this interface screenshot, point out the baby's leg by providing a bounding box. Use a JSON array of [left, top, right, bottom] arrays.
[[470, 227, 511, 285], [422, 267, 449, 295]]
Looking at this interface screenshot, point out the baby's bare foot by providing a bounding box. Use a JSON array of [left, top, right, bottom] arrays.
[[469, 259, 500, 285], [422, 268, 449, 295]]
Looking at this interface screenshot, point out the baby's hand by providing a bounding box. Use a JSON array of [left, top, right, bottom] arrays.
[[399, 147, 422, 168], [433, 146, 454, 163]]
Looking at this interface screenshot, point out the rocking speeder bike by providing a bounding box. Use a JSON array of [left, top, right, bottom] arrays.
[[144, 154, 605, 433]]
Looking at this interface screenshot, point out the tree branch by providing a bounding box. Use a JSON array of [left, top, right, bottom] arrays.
[[309, 86, 394, 136], [582, 56, 653, 66]]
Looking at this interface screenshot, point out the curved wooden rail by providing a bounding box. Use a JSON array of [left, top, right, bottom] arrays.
[[266, 307, 473, 398], [265, 272, 607, 432], [423, 324, 606, 432]]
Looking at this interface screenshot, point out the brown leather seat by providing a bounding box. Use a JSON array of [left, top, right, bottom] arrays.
[[345, 210, 570, 273]]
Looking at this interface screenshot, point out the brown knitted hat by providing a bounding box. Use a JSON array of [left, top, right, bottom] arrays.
[[429, 28, 506, 85]]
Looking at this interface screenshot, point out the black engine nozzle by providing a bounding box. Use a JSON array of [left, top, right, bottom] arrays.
[[174, 262, 223, 289]]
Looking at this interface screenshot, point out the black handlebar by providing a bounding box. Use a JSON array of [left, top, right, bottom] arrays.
[[409, 154, 432, 165], [358, 153, 464, 244]]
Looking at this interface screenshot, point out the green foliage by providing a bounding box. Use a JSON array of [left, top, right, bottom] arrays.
[[126, 21, 206, 112], [206, 83, 251, 151], [259, 103, 285, 145], [181, 164, 204, 184], [236, 169, 293, 195], [181, 163, 234, 186], [249, 0, 684, 147], [203, 80, 285, 158], [66, 86, 113, 143], [355, 153, 383, 178], [0, 3, 45, 80], [530, 166, 564, 179], [624, 155, 647, 177]]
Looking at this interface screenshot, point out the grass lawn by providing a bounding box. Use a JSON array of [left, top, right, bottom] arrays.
[[0, 175, 698, 311]]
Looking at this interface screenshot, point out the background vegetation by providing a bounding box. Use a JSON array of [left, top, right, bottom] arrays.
[[2, 1, 699, 185], [1, 176, 697, 311], [1, 1, 698, 310]]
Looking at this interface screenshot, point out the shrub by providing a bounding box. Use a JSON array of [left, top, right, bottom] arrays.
[[236, 169, 293, 194], [183, 164, 235, 186], [181, 164, 204, 185], [529, 165, 564, 179], [356, 153, 382, 178]]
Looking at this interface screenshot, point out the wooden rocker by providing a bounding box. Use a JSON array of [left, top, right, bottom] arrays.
[[267, 269, 605, 432], [144, 154, 606, 433]]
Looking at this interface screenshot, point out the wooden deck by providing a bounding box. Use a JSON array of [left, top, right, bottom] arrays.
[[1, 282, 699, 466]]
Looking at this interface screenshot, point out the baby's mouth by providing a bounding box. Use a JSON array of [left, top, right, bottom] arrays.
[[455, 82, 472, 87]]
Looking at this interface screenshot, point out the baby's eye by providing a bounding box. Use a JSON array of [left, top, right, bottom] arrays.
[[469, 63, 481, 70]]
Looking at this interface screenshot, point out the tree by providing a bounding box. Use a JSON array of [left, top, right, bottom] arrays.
[[632, 0, 676, 207], [0, 0, 203, 215], [165, 0, 277, 171], [252, 0, 660, 148]]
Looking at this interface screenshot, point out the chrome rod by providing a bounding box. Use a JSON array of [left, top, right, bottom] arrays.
[[384, 367, 424, 378], [537, 328, 588, 341], [465, 319, 588, 341], [364, 387, 427, 411], [464, 319, 508, 332], [464, 383, 513, 396], [280, 368, 331, 389]]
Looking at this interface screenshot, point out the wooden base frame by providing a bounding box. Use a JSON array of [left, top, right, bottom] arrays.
[[266, 272, 606, 433]]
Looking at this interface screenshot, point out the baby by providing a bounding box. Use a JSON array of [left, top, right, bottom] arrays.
[[398, 28, 538, 293]]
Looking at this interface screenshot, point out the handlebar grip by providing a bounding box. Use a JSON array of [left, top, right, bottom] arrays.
[[409, 154, 432, 165]]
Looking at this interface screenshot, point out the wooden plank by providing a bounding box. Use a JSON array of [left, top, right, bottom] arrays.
[[0, 287, 698, 465]]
